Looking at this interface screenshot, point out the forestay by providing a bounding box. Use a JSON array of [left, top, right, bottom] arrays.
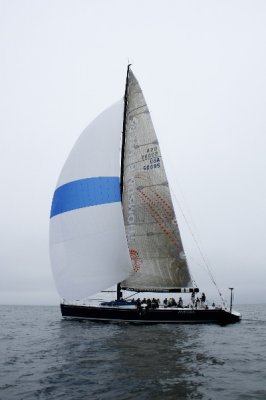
[[50, 101, 132, 300], [121, 69, 193, 292]]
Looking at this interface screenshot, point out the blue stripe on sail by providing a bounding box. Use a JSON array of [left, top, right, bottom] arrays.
[[50, 177, 121, 218]]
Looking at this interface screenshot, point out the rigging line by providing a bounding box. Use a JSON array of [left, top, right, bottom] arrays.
[[186, 254, 211, 274], [190, 274, 199, 289], [169, 183, 224, 301], [170, 176, 213, 269]]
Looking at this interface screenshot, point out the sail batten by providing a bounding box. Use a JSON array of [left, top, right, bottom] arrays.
[[121, 69, 193, 292]]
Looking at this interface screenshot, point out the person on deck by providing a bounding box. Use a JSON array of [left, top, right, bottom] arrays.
[[195, 297, 200, 309], [201, 292, 206, 308], [191, 290, 196, 308], [147, 298, 152, 308], [177, 297, 183, 308], [172, 298, 177, 307], [151, 298, 158, 309]]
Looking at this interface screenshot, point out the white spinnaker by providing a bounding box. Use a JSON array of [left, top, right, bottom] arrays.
[[50, 101, 132, 300]]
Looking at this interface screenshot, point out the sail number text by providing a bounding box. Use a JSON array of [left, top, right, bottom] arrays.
[[142, 146, 161, 171]]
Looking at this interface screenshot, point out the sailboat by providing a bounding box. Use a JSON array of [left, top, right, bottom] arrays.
[[50, 66, 241, 324]]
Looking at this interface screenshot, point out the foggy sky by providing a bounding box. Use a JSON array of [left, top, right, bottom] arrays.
[[1, 0, 266, 305]]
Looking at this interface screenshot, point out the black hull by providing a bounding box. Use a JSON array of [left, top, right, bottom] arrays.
[[60, 304, 241, 324]]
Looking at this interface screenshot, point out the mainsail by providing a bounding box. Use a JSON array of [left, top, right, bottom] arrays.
[[50, 101, 132, 300], [121, 69, 193, 292]]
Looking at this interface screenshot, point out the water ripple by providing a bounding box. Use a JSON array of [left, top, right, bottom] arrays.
[[0, 304, 266, 399]]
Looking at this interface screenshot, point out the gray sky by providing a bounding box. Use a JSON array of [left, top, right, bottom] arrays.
[[1, 0, 266, 305]]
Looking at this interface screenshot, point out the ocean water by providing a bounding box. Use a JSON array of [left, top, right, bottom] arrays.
[[0, 304, 265, 400]]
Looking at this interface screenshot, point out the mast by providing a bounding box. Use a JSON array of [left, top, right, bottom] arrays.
[[117, 64, 131, 301], [120, 64, 131, 199]]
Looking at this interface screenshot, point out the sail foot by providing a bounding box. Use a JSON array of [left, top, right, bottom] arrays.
[[121, 286, 199, 293]]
